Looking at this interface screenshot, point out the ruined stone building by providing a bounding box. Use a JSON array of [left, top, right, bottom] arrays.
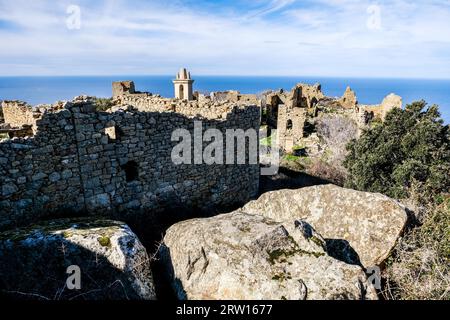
[[0, 100, 68, 139], [0, 71, 404, 230], [264, 84, 324, 152], [2, 101, 37, 128], [0, 74, 260, 231], [359, 93, 403, 122], [264, 83, 402, 152], [339, 87, 358, 109], [112, 80, 136, 99]]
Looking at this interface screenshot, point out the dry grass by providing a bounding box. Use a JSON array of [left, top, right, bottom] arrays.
[[383, 198, 450, 300], [307, 159, 347, 186]]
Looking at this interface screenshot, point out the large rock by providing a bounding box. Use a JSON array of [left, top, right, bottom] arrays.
[[161, 212, 378, 300], [242, 185, 408, 268], [0, 218, 156, 300]]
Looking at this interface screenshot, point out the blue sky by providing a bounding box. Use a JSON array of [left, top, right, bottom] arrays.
[[0, 0, 450, 78]]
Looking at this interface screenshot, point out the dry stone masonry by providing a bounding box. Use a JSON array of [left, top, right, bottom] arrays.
[[0, 72, 402, 231], [0, 94, 260, 230]]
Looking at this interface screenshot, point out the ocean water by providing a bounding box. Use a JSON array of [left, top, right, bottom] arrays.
[[0, 76, 449, 123]]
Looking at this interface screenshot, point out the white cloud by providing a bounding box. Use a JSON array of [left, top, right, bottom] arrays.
[[0, 0, 449, 78]]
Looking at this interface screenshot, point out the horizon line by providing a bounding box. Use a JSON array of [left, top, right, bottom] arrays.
[[1, 74, 450, 81]]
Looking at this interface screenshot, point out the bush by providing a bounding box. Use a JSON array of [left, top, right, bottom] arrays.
[[0, 133, 9, 141], [93, 97, 115, 112], [342, 101, 450, 300], [314, 115, 358, 184], [344, 101, 450, 202]]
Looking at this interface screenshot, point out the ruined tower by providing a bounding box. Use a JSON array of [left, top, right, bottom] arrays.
[[173, 68, 194, 100]]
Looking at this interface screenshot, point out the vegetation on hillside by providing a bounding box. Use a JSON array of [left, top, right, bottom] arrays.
[[344, 101, 450, 202], [383, 198, 449, 300], [343, 101, 450, 300]]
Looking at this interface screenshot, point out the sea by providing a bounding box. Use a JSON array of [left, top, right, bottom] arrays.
[[0, 76, 449, 123]]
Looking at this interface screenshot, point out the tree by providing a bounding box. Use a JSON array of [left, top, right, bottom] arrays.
[[344, 101, 450, 201]]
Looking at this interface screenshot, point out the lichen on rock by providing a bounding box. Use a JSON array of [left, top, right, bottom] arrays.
[[0, 217, 156, 300], [242, 184, 408, 268], [160, 212, 378, 300]]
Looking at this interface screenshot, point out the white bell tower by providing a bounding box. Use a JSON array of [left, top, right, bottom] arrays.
[[173, 68, 194, 100]]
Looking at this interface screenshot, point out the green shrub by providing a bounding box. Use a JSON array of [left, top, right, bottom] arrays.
[[283, 154, 300, 162], [260, 133, 275, 147], [0, 133, 9, 140], [342, 100, 450, 300], [344, 101, 450, 202], [92, 97, 115, 112]]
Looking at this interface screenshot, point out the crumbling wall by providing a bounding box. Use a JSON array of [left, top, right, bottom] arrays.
[[120, 94, 259, 120], [360, 93, 403, 123], [0, 102, 3, 123], [0, 107, 84, 229], [112, 81, 136, 99], [297, 83, 324, 108], [0, 98, 260, 230], [210, 91, 259, 104], [1, 101, 37, 128], [276, 103, 306, 153], [339, 87, 358, 109]]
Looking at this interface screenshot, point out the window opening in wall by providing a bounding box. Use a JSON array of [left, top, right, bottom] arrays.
[[105, 125, 123, 142], [179, 85, 185, 100], [122, 161, 139, 182], [287, 119, 293, 130]]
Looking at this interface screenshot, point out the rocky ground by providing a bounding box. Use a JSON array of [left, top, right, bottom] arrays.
[[0, 184, 408, 300]]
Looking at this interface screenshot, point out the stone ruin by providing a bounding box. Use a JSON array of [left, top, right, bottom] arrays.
[[264, 83, 402, 152], [112, 80, 136, 99], [339, 86, 358, 109], [112, 68, 260, 116], [209, 90, 260, 105], [0, 70, 404, 230], [0, 73, 261, 231], [0, 100, 67, 140]]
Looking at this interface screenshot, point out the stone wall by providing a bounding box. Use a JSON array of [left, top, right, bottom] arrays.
[[1, 101, 37, 128], [0, 97, 260, 230], [277, 104, 306, 153], [120, 94, 259, 120], [112, 81, 136, 99], [210, 91, 259, 104], [361, 93, 403, 121], [0, 102, 3, 123], [339, 87, 358, 109]]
